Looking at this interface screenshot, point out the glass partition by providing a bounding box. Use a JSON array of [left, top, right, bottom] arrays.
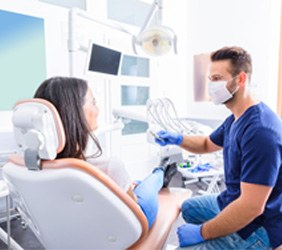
[[120, 55, 149, 77], [121, 85, 149, 106]]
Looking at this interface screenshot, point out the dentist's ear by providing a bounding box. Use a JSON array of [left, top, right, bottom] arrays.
[[237, 72, 247, 87]]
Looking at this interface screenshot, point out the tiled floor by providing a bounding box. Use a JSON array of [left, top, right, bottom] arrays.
[[0, 171, 225, 250]]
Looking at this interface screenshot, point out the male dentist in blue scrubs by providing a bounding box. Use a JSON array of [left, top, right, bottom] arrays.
[[155, 46, 282, 249]]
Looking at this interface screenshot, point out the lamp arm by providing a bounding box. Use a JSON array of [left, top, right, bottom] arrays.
[[157, 0, 163, 25], [132, 36, 138, 54], [173, 34, 178, 54], [138, 0, 160, 35]]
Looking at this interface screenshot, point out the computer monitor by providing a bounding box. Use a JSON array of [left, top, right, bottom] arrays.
[[86, 42, 122, 76]]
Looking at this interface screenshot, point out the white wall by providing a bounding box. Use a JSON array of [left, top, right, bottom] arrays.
[[151, 0, 189, 117], [157, 0, 281, 120]]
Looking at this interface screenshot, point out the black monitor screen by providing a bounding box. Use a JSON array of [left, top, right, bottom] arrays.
[[88, 43, 121, 75]]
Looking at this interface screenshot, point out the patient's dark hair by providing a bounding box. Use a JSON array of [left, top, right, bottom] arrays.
[[34, 76, 102, 160], [211, 46, 252, 81]]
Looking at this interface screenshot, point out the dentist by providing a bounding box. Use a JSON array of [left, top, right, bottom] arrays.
[[155, 46, 282, 249]]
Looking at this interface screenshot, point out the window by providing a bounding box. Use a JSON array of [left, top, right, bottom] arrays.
[[0, 9, 46, 110], [118, 53, 150, 135], [122, 119, 148, 135], [121, 85, 149, 135], [121, 55, 149, 77], [121, 85, 149, 106]]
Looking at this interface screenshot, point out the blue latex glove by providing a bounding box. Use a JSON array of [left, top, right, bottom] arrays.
[[155, 130, 184, 146], [177, 223, 204, 247]]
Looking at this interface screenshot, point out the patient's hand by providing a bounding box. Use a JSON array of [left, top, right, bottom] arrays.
[[131, 180, 141, 189]]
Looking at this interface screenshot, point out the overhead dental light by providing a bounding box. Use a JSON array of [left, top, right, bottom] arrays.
[[133, 0, 177, 56], [133, 26, 177, 56], [68, 1, 177, 75]]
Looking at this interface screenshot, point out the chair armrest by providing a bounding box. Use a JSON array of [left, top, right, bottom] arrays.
[[129, 187, 192, 250]]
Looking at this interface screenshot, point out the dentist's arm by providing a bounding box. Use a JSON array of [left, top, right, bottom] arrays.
[[180, 135, 221, 154], [177, 182, 272, 247], [155, 131, 221, 154], [202, 182, 272, 239]]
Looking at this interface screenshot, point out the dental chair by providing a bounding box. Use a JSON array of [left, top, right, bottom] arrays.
[[2, 99, 192, 250]]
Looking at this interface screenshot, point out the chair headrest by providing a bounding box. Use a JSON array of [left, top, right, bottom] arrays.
[[12, 99, 66, 169]]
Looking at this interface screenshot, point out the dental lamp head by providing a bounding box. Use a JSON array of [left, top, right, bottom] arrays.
[[132, 0, 177, 57], [133, 25, 177, 56]]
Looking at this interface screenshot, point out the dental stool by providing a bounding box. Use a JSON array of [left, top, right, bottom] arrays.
[[2, 99, 192, 249]]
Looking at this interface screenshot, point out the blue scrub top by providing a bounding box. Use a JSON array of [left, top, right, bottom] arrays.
[[210, 102, 282, 248]]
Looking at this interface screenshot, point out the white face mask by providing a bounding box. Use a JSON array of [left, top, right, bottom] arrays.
[[208, 79, 238, 105]]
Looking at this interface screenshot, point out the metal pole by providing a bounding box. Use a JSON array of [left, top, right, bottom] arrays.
[[6, 195, 10, 250]]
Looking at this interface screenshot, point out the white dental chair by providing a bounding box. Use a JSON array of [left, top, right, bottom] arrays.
[[2, 99, 192, 250]]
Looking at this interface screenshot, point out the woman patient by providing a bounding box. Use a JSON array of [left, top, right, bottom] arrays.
[[34, 76, 177, 229]]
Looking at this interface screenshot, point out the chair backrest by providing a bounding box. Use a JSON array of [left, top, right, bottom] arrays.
[[3, 99, 148, 249]]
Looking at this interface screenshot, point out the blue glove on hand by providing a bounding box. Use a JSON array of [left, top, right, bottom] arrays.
[[155, 130, 184, 146], [177, 223, 204, 247]]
